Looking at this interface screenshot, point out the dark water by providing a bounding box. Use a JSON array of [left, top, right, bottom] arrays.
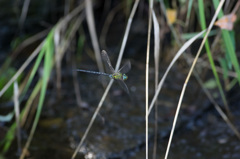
[[7, 63, 238, 159]]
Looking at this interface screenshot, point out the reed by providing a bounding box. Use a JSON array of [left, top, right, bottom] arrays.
[[0, 1, 240, 159]]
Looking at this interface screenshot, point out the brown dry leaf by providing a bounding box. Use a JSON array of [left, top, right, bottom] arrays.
[[214, 14, 237, 31], [166, 9, 177, 25]]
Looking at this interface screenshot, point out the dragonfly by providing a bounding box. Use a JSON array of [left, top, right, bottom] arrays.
[[76, 50, 131, 94]]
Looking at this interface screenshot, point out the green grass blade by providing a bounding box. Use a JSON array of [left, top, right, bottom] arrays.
[[1, 80, 42, 154], [20, 29, 54, 158], [181, 30, 217, 40], [186, 0, 194, 25], [198, 0, 231, 116], [213, 0, 240, 83], [20, 45, 46, 101], [219, 58, 229, 80]]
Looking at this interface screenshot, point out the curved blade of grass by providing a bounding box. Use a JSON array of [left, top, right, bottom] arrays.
[[164, 1, 225, 159], [0, 112, 13, 122], [199, 0, 231, 117], [20, 30, 54, 159], [153, 9, 160, 89], [0, 42, 43, 98], [152, 9, 160, 159], [13, 82, 21, 153], [145, 0, 153, 158], [20, 80, 42, 128], [185, 0, 194, 26], [20, 42, 46, 100], [0, 82, 21, 153], [181, 30, 217, 40], [1, 78, 42, 154], [99, 3, 122, 48], [196, 70, 240, 139], [158, 1, 239, 157], [19, 0, 30, 30], [1, 3, 85, 155], [148, 29, 206, 115]]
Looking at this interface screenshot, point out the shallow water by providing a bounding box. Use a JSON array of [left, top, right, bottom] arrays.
[[8, 63, 239, 159]]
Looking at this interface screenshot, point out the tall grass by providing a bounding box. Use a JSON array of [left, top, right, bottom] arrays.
[[0, 2, 85, 158], [0, 0, 240, 159], [199, 0, 231, 117]]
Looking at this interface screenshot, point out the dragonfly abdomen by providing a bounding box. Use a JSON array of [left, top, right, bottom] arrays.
[[75, 69, 110, 76]]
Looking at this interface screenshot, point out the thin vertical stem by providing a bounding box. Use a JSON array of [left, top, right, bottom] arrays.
[[164, 1, 225, 158], [71, 1, 140, 158], [152, 9, 160, 159], [146, 0, 153, 159], [19, 0, 31, 30], [71, 80, 114, 159], [115, 0, 139, 71], [14, 82, 21, 154], [85, 0, 104, 73]]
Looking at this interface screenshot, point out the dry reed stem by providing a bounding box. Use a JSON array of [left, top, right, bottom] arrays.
[[85, 0, 104, 73], [71, 1, 140, 158], [72, 53, 83, 107], [159, 0, 239, 151], [19, 0, 31, 30], [148, 30, 206, 115], [54, 14, 84, 96], [164, 1, 225, 159], [145, 0, 154, 158], [152, 9, 160, 159], [194, 69, 240, 139], [20, 81, 42, 127], [0, 42, 44, 98], [100, 3, 122, 49], [14, 82, 21, 153], [11, 29, 49, 59]]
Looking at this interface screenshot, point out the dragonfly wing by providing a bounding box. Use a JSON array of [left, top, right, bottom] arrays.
[[116, 79, 129, 94], [98, 75, 110, 87], [101, 50, 115, 73], [118, 61, 131, 74]]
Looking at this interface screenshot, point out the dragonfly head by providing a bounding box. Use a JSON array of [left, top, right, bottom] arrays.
[[123, 74, 128, 80]]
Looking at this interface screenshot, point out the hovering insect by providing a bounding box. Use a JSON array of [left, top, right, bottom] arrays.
[[76, 50, 131, 94]]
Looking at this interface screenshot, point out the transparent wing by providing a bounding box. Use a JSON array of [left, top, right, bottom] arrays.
[[101, 50, 115, 73], [98, 75, 110, 87], [116, 80, 129, 94], [118, 61, 131, 74]]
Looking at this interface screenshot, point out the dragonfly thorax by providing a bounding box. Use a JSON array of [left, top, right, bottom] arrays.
[[110, 73, 128, 81]]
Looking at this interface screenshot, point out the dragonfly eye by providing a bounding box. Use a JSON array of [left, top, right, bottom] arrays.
[[123, 74, 128, 80]]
